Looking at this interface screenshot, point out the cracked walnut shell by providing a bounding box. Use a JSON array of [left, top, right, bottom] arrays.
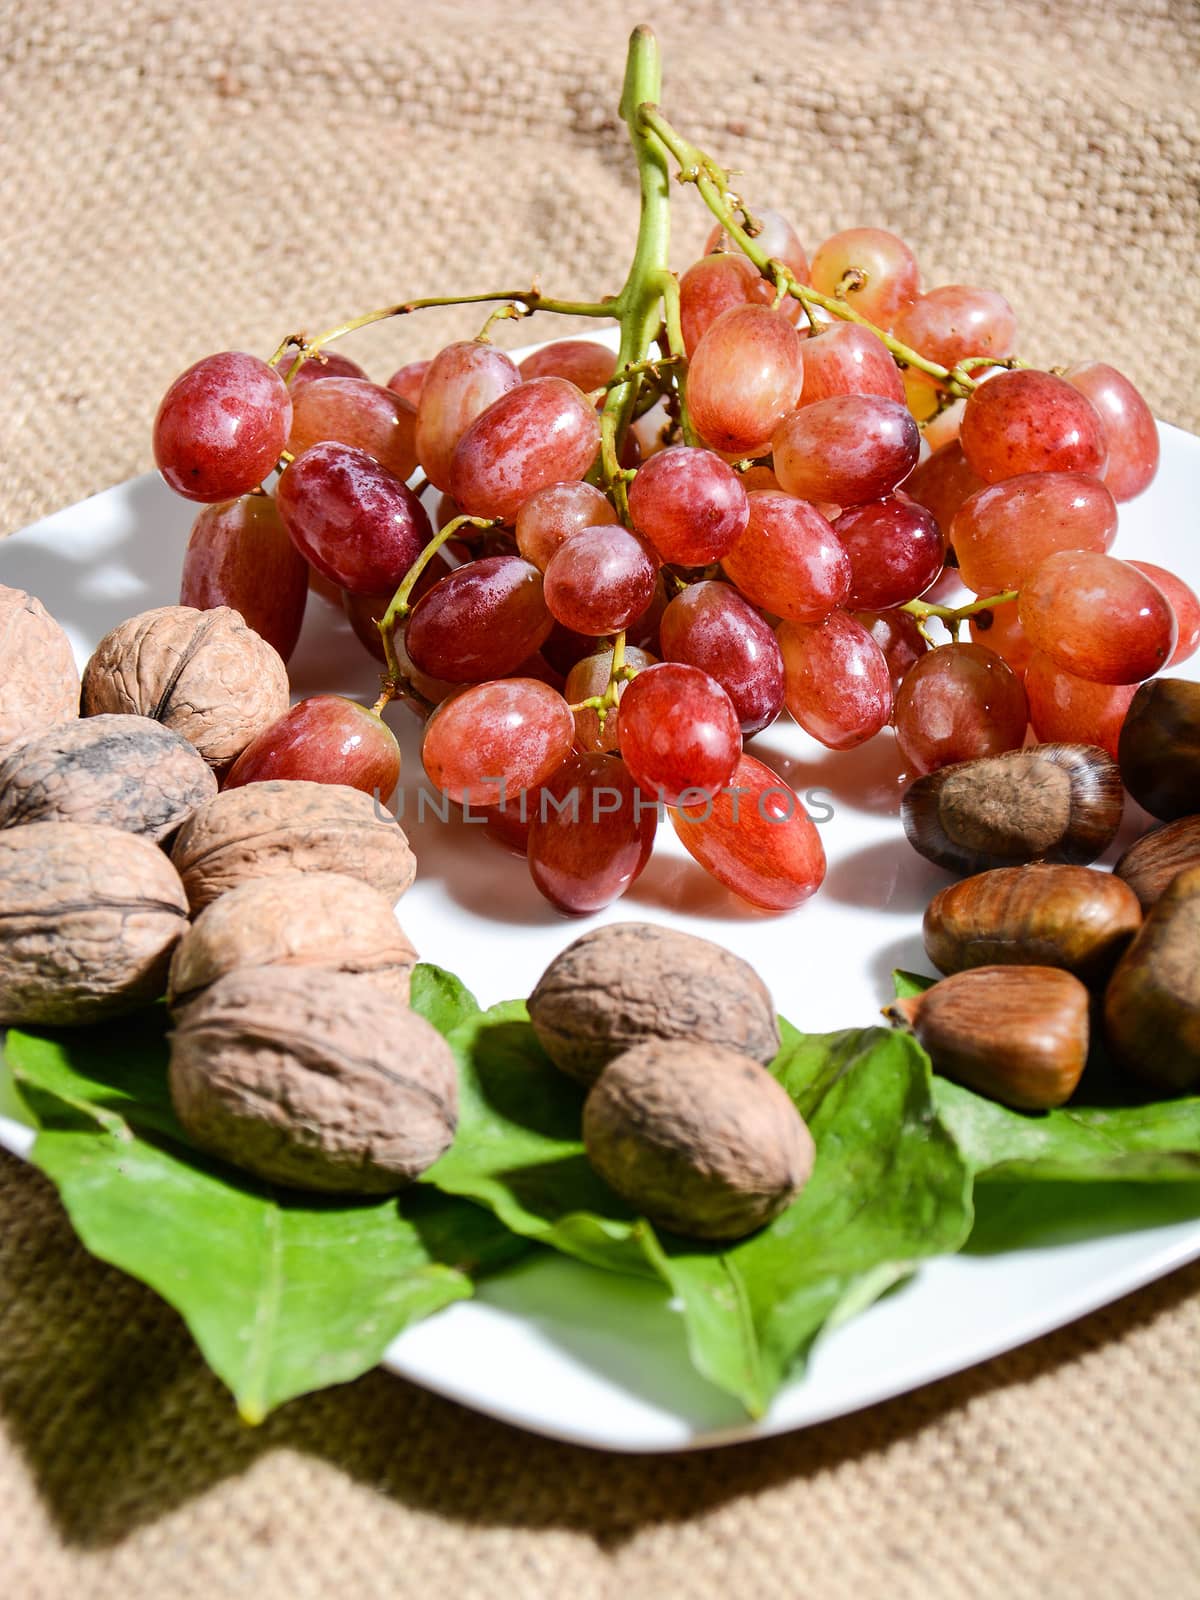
[[0, 585, 80, 756]]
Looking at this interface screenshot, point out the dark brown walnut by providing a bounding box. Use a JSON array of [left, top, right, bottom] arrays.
[[1104, 864, 1200, 1093], [169, 965, 457, 1193], [924, 864, 1141, 987], [583, 1041, 814, 1241], [81, 604, 289, 769], [0, 584, 80, 756], [901, 744, 1123, 876], [1117, 679, 1200, 821], [0, 820, 188, 1025], [527, 922, 781, 1086], [885, 966, 1089, 1110], [1115, 815, 1200, 910], [167, 869, 418, 1012], [0, 714, 216, 841], [169, 779, 416, 913]]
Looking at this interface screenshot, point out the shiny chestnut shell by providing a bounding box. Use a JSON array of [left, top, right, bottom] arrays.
[[1117, 678, 1200, 821], [1103, 864, 1200, 1093], [1114, 815, 1200, 910]]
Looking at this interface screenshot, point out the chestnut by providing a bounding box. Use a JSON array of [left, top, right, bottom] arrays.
[[1104, 864, 1200, 1093], [1117, 678, 1200, 821], [1114, 815, 1200, 910]]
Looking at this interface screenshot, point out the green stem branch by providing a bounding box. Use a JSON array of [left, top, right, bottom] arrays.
[[376, 514, 502, 680]]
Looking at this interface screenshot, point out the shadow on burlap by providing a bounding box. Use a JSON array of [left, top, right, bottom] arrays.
[[1, 2, 1199, 1596]]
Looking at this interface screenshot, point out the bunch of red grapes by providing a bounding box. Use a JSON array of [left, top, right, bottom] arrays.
[[154, 212, 1197, 918]]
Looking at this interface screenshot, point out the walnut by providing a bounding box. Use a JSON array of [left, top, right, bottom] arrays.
[[0, 585, 80, 756], [169, 965, 458, 1193], [0, 714, 216, 841], [81, 604, 289, 768], [583, 1041, 815, 1240], [0, 820, 189, 1025], [170, 779, 416, 912], [528, 922, 781, 1085], [167, 870, 418, 1012]]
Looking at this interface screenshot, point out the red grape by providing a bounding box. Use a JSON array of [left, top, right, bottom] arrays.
[[679, 253, 774, 354], [951, 471, 1117, 594], [477, 787, 546, 856], [276, 442, 432, 595], [180, 496, 308, 662], [617, 662, 741, 805], [778, 611, 893, 749], [543, 526, 657, 636], [406, 555, 553, 682], [565, 645, 658, 753], [892, 286, 1017, 373], [723, 491, 851, 623], [672, 751, 826, 911], [960, 370, 1108, 483], [922, 396, 968, 454], [287, 351, 368, 389], [515, 481, 618, 570], [835, 497, 944, 608], [773, 395, 919, 505], [387, 360, 430, 406], [853, 608, 930, 693], [967, 602, 1033, 676], [626, 573, 669, 653], [1024, 652, 1137, 760], [288, 376, 418, 482], [1018, 551, 1176, 684], [687, 304, 805, 456], [797, 322, 904, 405], [627, 445, 749, 564], [518, 340, 617, 391], [341, 554, 454, 665], [224, 695, 401, 799], [1129, 562, 1200, 666], [154, 352, 292, 502], [527, 753, 657, 914], [1063, 361, 1159, 501], [809, 228, 920, 327], [450, 378, 601, 521], [660, 581, 784, 735], [905, 440, 985, 532], [893, 643, 1028, 774], [421, 678, 575, 807], [705, 207, 809, 288], [415, 340, 521, 491]]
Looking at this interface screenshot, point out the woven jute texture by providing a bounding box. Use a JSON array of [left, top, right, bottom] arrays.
[[2, 3, 1200, 1596]]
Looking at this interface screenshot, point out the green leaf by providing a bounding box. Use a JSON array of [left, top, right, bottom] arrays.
[[409, 962, 481, 1037], [427, 1009, 973, 1415], [892, 968, 935, 998], [5, 1011, 527, 1421]]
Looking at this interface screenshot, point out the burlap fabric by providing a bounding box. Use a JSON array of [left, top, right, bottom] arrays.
[[2, 2, 1199, 1594]]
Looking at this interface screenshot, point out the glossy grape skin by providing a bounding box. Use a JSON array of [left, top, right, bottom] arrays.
[[515, 481, 618, 571], [543, 526, 657, 636], [809, 228, 920, 328], [679, 253, 774, 354], [275, 442, 432, 595], [1018, 552, 1176, 685], [287, 350, 368, 389], [565, 645, 658, 753], [340, 553, 454, 665], [960, 370, 1108, 483], [617, 662, 742, 805], [777, 612, 893, 750], [905, 440, 985, 533], [893, 643, 1028, 775], [672, 751, 826, 912], [288, 377, 418, 482], [835, 497, 944, 608], [406, 555, 552, 682], [626, 573, 669, 653], [154, 352, 292, 502], [659, 582, 784, 736], [387, 360, 430, 406], [852, 608, 929, 693], [773, 396, 919, 506], [706, 206, 809, 288], [449, 378, 601, 522], [180, 496, 308, 662], [1064, 361, 1159, 501], [477, 787, 545, 856], [723, 491, 851, 624], [518, 340, 617, 391], [951, 471, 1118, 594], [968, 602, 1033, 676], [687, 304, 806, 456], [527, 753, 657, 914], [893, 286, 1017, 374], [421, 678, 575, 807], [415, 340, 521, 492], [627, 445, 750, 564], [224, 695, 401, 799], [1129, 562, 1200, 666], [1024, 652, 1137, 760], [797, 322, 904, 405]]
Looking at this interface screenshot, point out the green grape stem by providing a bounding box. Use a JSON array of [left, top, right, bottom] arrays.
[[376, 513, 502, 684]]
